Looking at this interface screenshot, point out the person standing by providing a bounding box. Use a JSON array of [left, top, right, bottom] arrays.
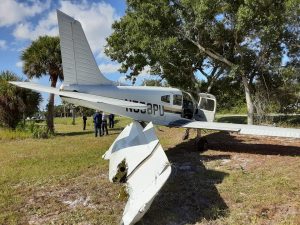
[[102, 112, 109, 135], [109, 114, 115, 128], [82, 114, 87, 130], [93, 111, 102, 137]]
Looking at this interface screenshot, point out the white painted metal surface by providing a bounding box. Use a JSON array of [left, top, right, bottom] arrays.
[[103, 122, 171, 225], [9, 82, 147, 110], [57, 10, 113, 86], [197, 93, 217, 122], [183, 121, 300, 138]]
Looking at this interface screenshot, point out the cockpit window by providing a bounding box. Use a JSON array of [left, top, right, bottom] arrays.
[[161, 95, 170, 103], [173, 94, 182, 106], [199, 98, 215, 111]]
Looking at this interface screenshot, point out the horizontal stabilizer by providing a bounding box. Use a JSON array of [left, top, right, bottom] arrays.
[[103, 121, 171, 225], [181, 121, 300, 139], [9, 82, 147, 110]]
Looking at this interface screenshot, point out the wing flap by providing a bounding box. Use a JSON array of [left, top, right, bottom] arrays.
[[182, 121, 300, 138], [9, 82, 147, 110]]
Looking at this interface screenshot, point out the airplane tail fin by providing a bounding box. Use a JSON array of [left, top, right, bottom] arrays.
[[57, 10, 114, 86]]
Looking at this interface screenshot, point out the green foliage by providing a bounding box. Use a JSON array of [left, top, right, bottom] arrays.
[[26, 122, 50, 139], [21, 36, 63, 133], [106, 0, 299, 116], [0, 128, 32, 140], [0, 122, 50, 141], [105, 0, 201, 93], [54, 103, 95, 118], [21, 36, 63, 81], [0, 71, 42, 129], [207, 76, 247, 114], [141, 79, 167, 87]]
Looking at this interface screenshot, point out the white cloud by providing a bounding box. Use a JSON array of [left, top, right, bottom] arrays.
[[16, 61, 23, 68], [98, 63, 120, 73], [0, 40, 7, 49], [0, 0, 50, 27], [13, 1, 119, 59]]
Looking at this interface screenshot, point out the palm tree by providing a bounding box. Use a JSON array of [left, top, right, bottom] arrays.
[[0, 71, 41, 129], [21, 36, 63, 133]]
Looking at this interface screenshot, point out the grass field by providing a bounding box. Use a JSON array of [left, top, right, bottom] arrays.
[[0, 116, 299, 225]]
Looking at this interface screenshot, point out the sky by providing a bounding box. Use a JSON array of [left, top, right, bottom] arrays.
[[0, 0, 155, 109]]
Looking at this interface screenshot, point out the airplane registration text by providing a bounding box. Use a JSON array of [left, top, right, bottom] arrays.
[[125, 99, 164, 116]]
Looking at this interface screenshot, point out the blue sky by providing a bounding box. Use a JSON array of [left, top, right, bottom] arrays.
[[0, 0, 155, 109]]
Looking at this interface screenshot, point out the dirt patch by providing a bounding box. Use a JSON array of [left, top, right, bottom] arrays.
[[21, 169, 125, 225]]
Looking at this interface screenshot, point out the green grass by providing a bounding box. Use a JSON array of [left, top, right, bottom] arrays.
[[0, 129, 32, 141], [0, 116, 299, 224], [0, 116, 132, 224]]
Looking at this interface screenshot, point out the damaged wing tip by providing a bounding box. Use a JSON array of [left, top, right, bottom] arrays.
[[104, 121, 171, 225]]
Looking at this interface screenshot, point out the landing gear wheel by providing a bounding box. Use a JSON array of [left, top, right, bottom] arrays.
[[197, 138, 208, 152]]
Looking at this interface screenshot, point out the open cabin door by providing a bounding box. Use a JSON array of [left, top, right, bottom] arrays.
[[195, 93, 216, 122], [182, 92, 196, 119]]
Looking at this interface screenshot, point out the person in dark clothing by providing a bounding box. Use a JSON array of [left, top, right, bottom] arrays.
[[93, 111, 102, 137], [82, 114, 87, 130], [102, 112, 109, 135], [109, 114, 115, 128]]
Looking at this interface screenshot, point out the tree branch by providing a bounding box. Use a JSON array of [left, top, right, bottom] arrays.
[[179, 29, 235, 68]]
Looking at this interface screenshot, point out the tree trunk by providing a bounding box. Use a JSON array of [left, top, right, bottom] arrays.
[[241, 75, 254, 125], [47, 75, 58, 133], [72, 108, 76, 125], [63, 104, 66, 118], [207, 80, 213, 93]]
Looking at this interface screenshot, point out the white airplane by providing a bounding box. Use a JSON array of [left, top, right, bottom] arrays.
[[10, 11, 300, 225]]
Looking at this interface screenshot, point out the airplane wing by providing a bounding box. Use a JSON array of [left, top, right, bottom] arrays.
[[103, 121, 171, 225], [170, 120, 300, 138], [9, 82, 147, 110]]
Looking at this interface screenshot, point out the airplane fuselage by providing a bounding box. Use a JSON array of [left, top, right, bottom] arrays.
[[61, 84, 190, 126]]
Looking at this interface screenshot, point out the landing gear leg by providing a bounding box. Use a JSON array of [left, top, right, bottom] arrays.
[[182, 128, 190, 140], [195, 129, 208, 152]]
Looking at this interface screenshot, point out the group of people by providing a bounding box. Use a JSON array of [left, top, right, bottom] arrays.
[[82, 112, 115, 137]]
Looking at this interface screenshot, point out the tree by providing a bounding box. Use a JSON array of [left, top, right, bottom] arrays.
[[106, 0, 299, 124], [141, 79, 166, 87], [21, 36, 63, 133], [0, 71, 42, 129]]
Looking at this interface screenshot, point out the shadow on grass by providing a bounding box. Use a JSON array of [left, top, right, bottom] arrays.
[[205, 131, 300, 156], [216, 114, 300, 127], [216, 115, 247, 124], [138, 140, 229, 225], [272, 115, 300, 126], [55, 127, 126, 137], [56, 130, 94, 136]]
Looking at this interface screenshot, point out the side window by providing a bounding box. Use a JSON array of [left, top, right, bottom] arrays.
[[161, 95, 170, 103], [173, 94, 182, 106], [199, 98, 215, 111]]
